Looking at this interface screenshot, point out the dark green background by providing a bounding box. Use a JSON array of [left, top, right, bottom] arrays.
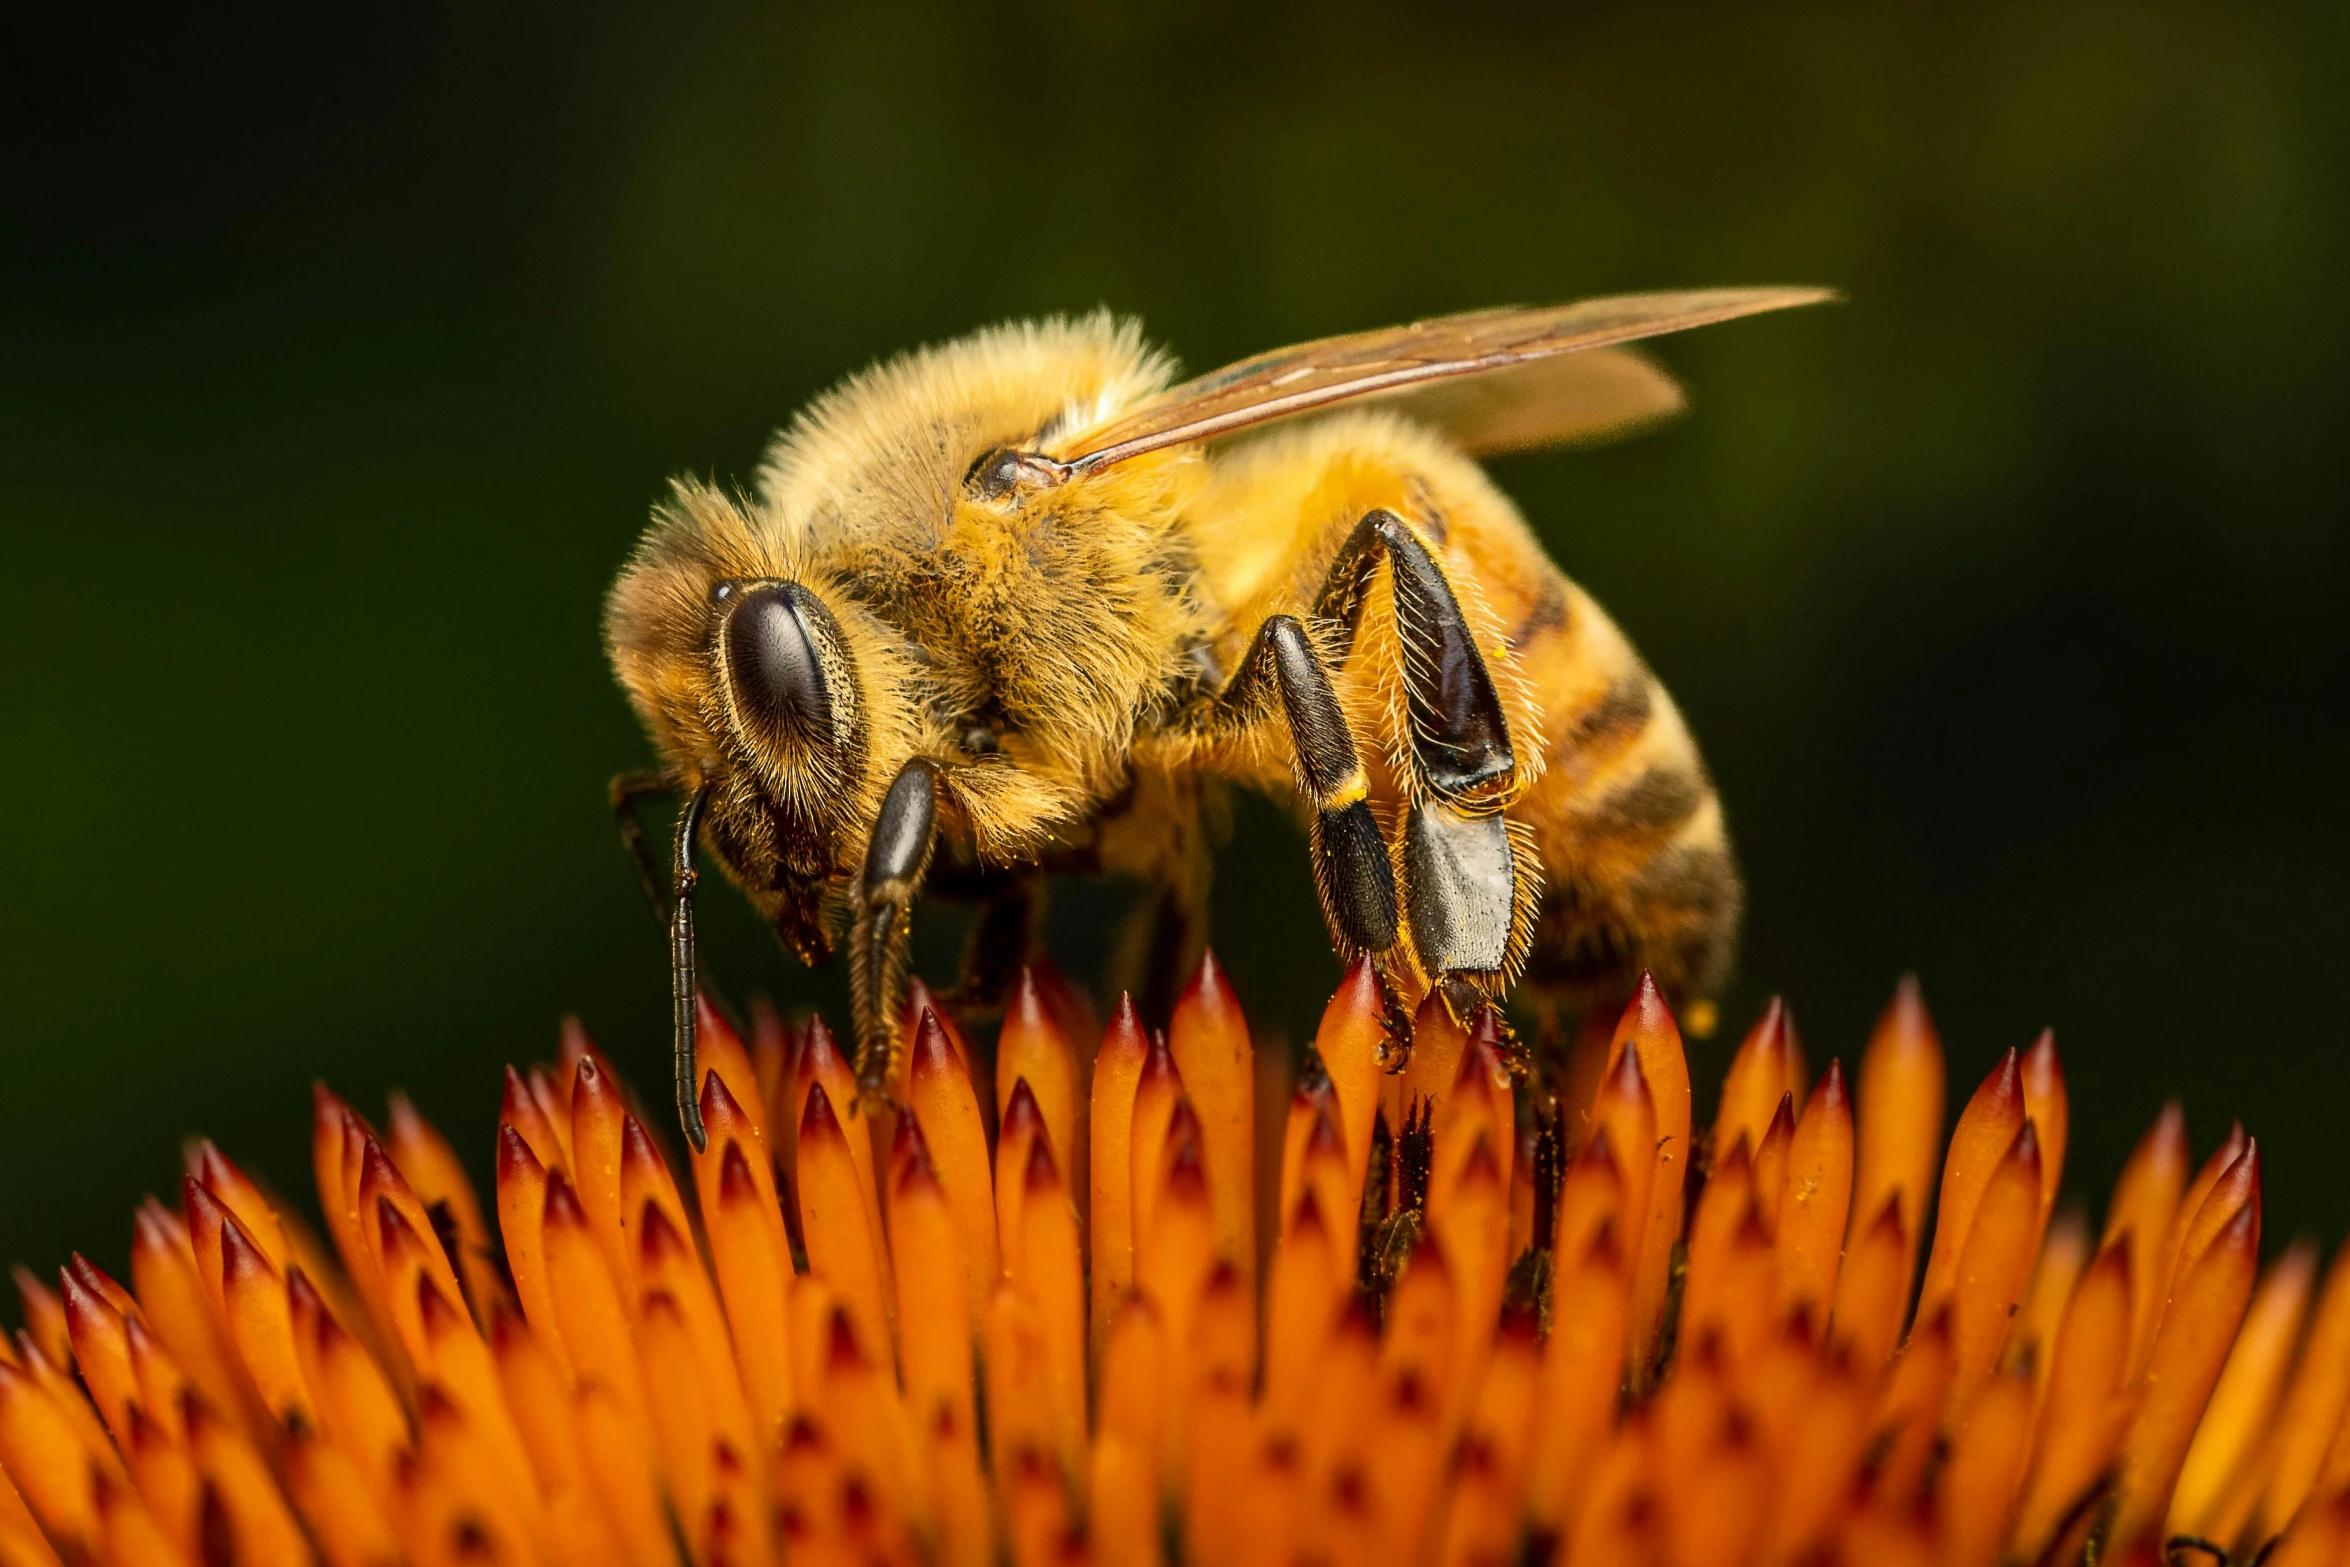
[[5, 2, 2346, 1277]]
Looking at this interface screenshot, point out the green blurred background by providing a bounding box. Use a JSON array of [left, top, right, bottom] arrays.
[[4, 1, 2346, 1277]]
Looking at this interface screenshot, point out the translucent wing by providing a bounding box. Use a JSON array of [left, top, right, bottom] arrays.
[[1053, 287, 1833, 476], [1366, 344, 1685, 457]]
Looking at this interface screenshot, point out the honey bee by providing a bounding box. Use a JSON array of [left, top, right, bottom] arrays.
[[605, 289, 1830, 1146]]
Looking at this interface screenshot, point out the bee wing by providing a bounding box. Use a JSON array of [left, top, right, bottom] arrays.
[[1363, 344, 1685, 456], [1054, 287, 1833, 474]]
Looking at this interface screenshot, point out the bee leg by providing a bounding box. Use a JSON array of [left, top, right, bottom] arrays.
[[941, 871, 1041, 1011], [1312, 509, 1516, 805], [618, 768, 750, 1115], [1137, 881, 1206, 1026], [1219, 614, 1412, 1062], [1311, 509, 1537, 1009], [1404, 800, 1521, 1007], [669, 784, 715, 1153], [849, 758, 940, 1105], [610, 769, 677, 918]]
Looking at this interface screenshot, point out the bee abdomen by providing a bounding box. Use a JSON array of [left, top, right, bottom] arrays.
[[1506, 571, 1741, 1004]]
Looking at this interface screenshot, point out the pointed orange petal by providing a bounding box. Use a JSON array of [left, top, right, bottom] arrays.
[[2170, 1239, 2316, 1540], [492, 1122, 566, 1382], [542, 1170, 647, 1423], [1169, 950, 1257, 1291], [996, 1078, 1047, 1285], [285, 1267, 404, 1497], [2259, 1238, 2350, 1538], [183, 1394, 309, 1567], [127, 1213, 260, 1450], [2011, 1235, 2137, 1559], [1089, 994, 1151, 1363], [1918, 1047, 2025, 1321], [217, 1216, 312, 1424], [1604, 973, 1689, 1384], [1398, 989, 1469, 1142], [355, 1133, 465, 1315], [909, 1007, 997, 1334], [486, 1307, 584, 1499], [695, 1069, 797, 1292], [567, 1053, 633, 1292], [2104, 1100, 2189, 1377], [1432, 1313, 1538, 1567], [2111, 1190, 2261, 1548], [1713, 997, 1792, 1161], [1749, 1093, 1794, 1234], [1524, 1223, 1629, 1535], [636, 1202, 759, 1473], [1781, 1059, 1853, 1316], [1850, 974, 1944, 1302], [1830, 1194, 1911, 1370], [796, 1015, 883, 1244], [0, 1362, 99, 1550], [1021, 1136, 1088, 1479], [705, 1131, 796, 1444], [1138, 1106, 1215, 1490], [1944, 1121, 2044, 1416], [1262, 1192, 1340, 1429], [279, 1425, 401, 1567], [1127, 1024, 1187, 1274], [573, 1377, 673, 1567], [1315, 956, 1390, 1222], [798, 1085, 894, 1368], [1939, 1369, 2036, 1567], [694, 993, 770, 1147], [1872, 1309, 1953, 1505], [501, 1064, 568, 1178], [1551, 1124, 1629, 1285], [1000, 970, 1080, 1206], [2019, 1029, 2069, 1220], [56, 1270, 136, 1452], [889, 1130, 975, 1458], [183, 1143, 291, 1275], [2009, 1205, 2089, 1390]]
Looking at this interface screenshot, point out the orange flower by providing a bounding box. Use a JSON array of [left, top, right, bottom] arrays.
[[3, 957, 2345, 1567]]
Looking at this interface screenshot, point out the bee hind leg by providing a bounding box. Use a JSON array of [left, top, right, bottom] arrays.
[[1312, 508, 1541, 1018], [1313, 509, 1518, 806], [849, 758, 941, 1107], [1216, 613, 1415, 1065]]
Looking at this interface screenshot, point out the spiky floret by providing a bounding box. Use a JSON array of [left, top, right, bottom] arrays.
[[3, 961, 2341, 1567]]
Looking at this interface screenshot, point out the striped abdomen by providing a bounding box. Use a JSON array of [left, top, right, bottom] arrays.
[[1500, 566, 1741, 1007]]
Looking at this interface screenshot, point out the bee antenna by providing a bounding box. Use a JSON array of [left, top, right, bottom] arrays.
[[672, 784, 715, 1153]]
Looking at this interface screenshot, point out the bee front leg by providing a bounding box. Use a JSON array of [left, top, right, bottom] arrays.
[[849, 758, 940, 1106], [1219, 614, 1415, 1066]]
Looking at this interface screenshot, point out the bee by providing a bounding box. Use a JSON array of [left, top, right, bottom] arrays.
[[605, 288, 1830, 1147]]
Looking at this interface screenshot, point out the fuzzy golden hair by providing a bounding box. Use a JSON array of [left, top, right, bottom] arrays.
[[608, 292, 1816, 1084], [605, 314, 1223, 930]]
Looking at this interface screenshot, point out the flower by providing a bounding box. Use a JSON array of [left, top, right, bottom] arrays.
[[3, 957, 2347, 1567]]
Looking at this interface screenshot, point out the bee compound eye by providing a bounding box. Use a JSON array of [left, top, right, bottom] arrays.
[[966, 447, 1026, 499], [722, 582, 834, 746], [964, 445, 1066, 500]]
